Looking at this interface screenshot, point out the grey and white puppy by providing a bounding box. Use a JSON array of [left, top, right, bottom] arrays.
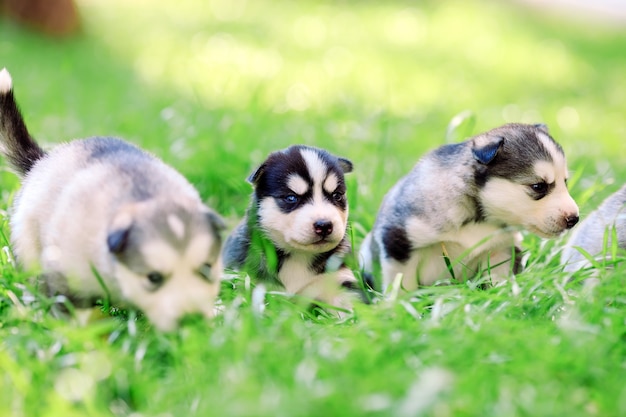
[[0, 68, 224, 331], [222, 145, 359, 310], [360, 123, 579, 291], [561, 185, 626, 272]]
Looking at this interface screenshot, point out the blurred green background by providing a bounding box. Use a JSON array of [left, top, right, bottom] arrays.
[[1, 1, 626, 416], [2, 0, 625, 230]]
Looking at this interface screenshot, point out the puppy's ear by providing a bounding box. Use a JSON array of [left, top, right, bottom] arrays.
[[534, 123, 549, 133], [472, 136, 504, 165], [107, 205, 136, 254], [205, 209, 226, 232], [338, 157, 353, 173], [107, 228, 131, 254], [205, 209, 226, 261], [247, 163, 266, 184]]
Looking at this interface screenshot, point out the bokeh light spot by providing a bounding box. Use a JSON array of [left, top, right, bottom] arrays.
[[557, 106, 580, 131]]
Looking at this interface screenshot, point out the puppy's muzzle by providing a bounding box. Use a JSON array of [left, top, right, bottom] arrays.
[[313, 220, 333, 238]]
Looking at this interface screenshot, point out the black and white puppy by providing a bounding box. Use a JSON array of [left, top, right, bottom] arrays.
[[360, 123, 580, 291], [0, 68, 225, 331], [222, 145, 359, 310], [562, 185, 626, 272]]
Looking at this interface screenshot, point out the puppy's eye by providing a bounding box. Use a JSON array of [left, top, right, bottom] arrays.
[[284, 195, 298, 204], [146, 271, 165, 287], [331, 191, 344, 202], [530, 182, 548, 194], [197, 262, 214, 282]]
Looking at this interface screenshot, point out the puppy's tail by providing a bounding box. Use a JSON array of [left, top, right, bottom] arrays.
[[0, 68, 45, 175]]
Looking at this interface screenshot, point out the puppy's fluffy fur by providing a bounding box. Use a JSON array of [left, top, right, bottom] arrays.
[[222, 145, 359, 310], [0, 68, 224, 331], [562, 185, 626, 272], [360, 123, 579, 291]]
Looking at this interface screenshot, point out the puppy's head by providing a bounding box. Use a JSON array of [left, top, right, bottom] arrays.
[[249, 145, 353, 254], [106, 198, 225, 331], [472, 123, 579, 237]]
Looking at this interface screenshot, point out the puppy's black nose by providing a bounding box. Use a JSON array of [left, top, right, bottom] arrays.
[[565, 215, 579, 229], [313, 220, 333, 237]]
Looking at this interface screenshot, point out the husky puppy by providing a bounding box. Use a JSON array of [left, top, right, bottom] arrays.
[[360, 123, 580, 291], [0, 68, 224, 331], [562, 185, 626, 272], [222, 145, 359, 310]]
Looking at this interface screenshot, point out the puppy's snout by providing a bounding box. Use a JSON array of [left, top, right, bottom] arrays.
[[313, 220, 333, 237], [565, 215, 579, 229]]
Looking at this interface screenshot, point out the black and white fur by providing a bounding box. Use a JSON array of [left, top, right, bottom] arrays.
[[0, 68, 225, 331], [222, 145, 359, 310], [360, 123, 580, 291], [562, 185, 626, 272]]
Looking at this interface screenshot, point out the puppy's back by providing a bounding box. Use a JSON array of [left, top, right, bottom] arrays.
[[13, 136, 202, 277], [22, 136, 200, 203], [222, 219, 250, 270]]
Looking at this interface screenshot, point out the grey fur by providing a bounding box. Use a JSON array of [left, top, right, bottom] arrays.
[[0, 69, 224, 331], [562, 185, 626, 272], [361, 123, 579, 291]]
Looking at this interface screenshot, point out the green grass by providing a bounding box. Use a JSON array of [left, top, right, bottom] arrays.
[[2, 0, 626, 416]]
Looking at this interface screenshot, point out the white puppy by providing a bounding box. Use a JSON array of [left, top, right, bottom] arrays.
[[0, 68, 224, 331]]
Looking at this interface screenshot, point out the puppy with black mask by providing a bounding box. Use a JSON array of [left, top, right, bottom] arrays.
[[223, 145, 360, 311]]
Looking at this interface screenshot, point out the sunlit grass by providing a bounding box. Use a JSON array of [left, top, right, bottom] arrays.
[[74, 0, 626, 212], [1, 0, 626, 416]]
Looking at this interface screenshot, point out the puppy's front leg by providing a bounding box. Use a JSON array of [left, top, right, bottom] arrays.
[[299, 268, 358, 315], [483, 247, 521, 285], [381, 257, 419, 292]]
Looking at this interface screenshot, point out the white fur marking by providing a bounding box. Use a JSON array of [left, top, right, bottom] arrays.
[[300, 149, 327, 185], [323, 173, 338, 194], [287, 174, 309, 195], [167, 214, 185, 240], [111, 209, 134, 231], [405, 217, 441, 247], [533, 160, 557, 184], [141, 240, 178, 272], [0, 68, 12, 93], [185, 234, 211, 264], [536, 132, 566, 176]]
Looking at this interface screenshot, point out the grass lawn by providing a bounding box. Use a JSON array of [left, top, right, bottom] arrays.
[[1, 0, 626, 416]]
